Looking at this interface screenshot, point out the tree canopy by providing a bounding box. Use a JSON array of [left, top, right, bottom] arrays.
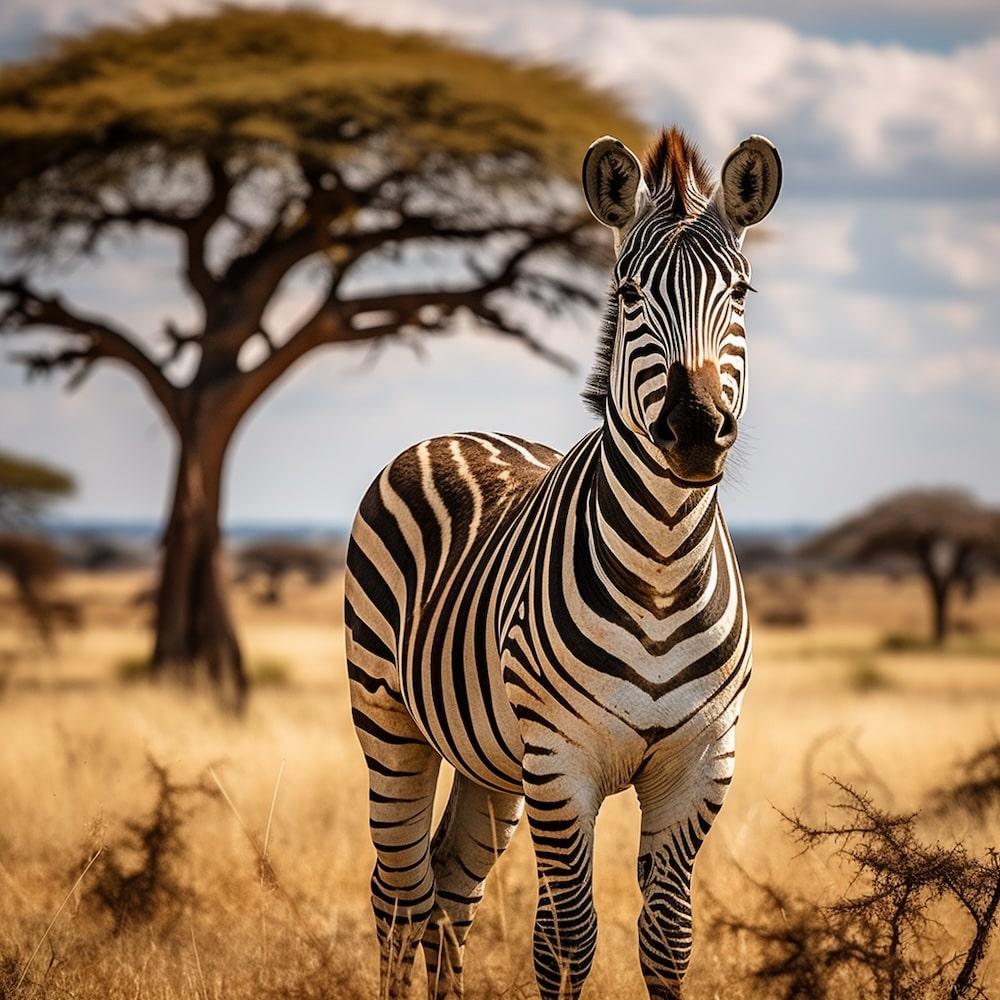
[[0, 447, 75, 527], [0, 7, 638, 175], [0, 7, 643, 253], [0, 7, 646, 707], [804, 488, 1000, 643]]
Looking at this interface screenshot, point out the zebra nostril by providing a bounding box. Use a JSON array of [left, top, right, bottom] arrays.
[[656, 401, 735, 454], [716, 409, 737, 448], [652, 407, 677, 450]]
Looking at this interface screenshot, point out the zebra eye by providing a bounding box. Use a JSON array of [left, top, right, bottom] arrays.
[[618, 279, 643, 305], [731, 280, 755, 303]]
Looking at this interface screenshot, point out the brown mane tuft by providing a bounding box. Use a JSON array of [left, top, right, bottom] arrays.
[[642, 127, 713, 215]]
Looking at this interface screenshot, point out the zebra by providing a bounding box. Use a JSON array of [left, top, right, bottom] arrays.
[[344, 125, 781, 1000]]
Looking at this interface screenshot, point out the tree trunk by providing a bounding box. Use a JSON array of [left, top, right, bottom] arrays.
[[151, 420, 247, 712], [918, 537, 959, 647], [929, 576, 949, 646]]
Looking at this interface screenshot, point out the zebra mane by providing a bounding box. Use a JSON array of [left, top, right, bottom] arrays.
[[580, 127, 715, 421], [642, 127, 713, 214], [581, 288, 619, 420]]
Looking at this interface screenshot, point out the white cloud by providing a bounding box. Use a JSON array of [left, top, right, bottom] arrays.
[[902, 205, 1000, 291], [310, 2, 1000, 194], [750, 335, 882, 404], [755, 202, 861, 282]]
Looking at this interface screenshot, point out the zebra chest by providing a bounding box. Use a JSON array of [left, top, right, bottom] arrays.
[[502, 585, 747, 756]]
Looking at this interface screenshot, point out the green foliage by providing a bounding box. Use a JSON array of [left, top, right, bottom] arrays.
[[116, 654, 152, 683], [249, 657, 290, 687], [0, 448, 74, 526], [0, 449, 74, 496], [0, 6, 644, 231], [847, 656, 893, 693], [880, 632, 933, 652]]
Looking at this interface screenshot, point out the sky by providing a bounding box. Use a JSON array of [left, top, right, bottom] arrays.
[[1, 0, 999, 532]]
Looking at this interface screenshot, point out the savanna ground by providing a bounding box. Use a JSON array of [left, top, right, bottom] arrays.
[[1, 565, 999, 998]]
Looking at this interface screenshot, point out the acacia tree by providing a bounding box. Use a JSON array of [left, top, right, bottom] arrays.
[[0, 448, 75, 641], [0, 448, 75, 529], [803, 488, 1000, 644], [0, 9, 644, 707]]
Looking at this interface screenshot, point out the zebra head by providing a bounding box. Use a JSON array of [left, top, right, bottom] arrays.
[[582, 128, 781, 486]]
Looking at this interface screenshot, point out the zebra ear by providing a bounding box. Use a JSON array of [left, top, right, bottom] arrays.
[[717, 135, 782, 237], [582, 136, 647, 251]]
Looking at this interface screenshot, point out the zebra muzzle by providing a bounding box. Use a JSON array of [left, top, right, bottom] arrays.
[[650, 362, 737, 483]]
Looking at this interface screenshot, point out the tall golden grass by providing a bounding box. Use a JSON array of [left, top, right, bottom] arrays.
[[1, 568, 998, 998]]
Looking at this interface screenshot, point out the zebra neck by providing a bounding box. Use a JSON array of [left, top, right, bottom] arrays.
[[588, 417, 723, 612]]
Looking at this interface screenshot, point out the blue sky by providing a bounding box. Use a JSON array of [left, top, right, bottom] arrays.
[[1, 0, 999, 530]]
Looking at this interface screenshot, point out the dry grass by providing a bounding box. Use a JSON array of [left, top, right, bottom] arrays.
[[1, 568, 999, 998]]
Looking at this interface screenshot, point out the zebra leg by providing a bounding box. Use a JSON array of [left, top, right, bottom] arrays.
[[350, 661, 442, 1000], [421, 777, 524, 999], [523, 768, 600, 1000], [633, 732, 738, 999]]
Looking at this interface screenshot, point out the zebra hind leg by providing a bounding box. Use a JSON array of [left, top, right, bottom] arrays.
[[421, 775, 524, 1000], [350, 665, 443, 999]]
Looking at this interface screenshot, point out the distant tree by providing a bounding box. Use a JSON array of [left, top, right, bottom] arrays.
[[235, 538, 337, 605], [0, 448, 74, 529], [0, 8, 645, 708], [803, 488, 1000, 644], [0, 532, 65, 642], [0, 449, 75, 641]]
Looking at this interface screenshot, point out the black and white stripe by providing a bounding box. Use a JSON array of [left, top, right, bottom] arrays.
[[345, 126, 780, 1000]]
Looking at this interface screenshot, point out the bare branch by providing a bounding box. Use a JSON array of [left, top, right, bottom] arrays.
[[0, 276, 179, 427], [182, 157, 232, 307], [163, 321, 202, 366]]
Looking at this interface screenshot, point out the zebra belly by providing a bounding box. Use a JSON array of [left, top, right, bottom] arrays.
[[399, 626, 525, 795]]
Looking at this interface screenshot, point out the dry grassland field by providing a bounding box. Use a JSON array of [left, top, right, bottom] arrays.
[[2, 565, 999, 998]]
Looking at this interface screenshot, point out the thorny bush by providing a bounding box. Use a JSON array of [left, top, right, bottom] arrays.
[[712, 760, 1000, 1000]]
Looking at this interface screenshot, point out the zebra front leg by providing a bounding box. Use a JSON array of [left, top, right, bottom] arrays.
[[633, 734, 738, 999], [523, 768, 599, 1000], [350, 666, 442, 999], [421, 776, 524, 999]]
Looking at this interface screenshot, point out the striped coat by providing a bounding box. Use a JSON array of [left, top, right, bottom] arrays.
[[345, 126, 781, 1000]]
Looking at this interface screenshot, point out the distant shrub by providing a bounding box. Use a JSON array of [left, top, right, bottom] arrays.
[[880, 632, 932, 652], [757, 604, 810, 628], [880, 632, 1000, 658], [116, 654, 152, 683], [0, 532, 72, 643], [847, 657, 893, 693], [234, 539, 336, 605], [250, 657, 291, 687], [929, 741, 1000, 822]]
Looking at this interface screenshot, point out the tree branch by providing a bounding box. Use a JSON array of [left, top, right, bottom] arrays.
[[182, 157, 233, 307], [223, 223, 591, 421], [0, 276, 180, 428]]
